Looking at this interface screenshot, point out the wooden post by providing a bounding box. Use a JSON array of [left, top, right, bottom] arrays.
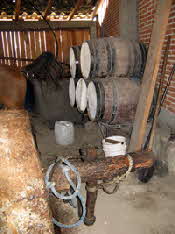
[[15, 0, 21, 21], [43, 0, 54, 19], [129, 0, 173, 152], [0, 110, 54, 233]]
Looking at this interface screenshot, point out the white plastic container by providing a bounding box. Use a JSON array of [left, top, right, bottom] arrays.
[[55, 121, 74, 145], [102, 136, 126, 157]]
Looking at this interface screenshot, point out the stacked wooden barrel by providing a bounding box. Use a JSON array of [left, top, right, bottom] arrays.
[[69, 36, 147, 125]]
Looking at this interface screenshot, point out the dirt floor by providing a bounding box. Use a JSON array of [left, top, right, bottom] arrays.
[[31, 114, 175, 234]]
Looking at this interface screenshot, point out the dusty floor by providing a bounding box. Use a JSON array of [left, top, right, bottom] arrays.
[[31, 114, 175, 234]]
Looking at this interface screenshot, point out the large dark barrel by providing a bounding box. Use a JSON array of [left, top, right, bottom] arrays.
[[80, 37, 146, 79], [70, 45, 82, 78], [87, 78, 140, 124]]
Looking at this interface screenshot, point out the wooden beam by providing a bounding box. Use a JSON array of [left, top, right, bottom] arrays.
[[91, 0, 103, 19], [15, 0, 21, 21], [67, 0, 84, 21], [51, 151, 155, 191], [128, 0, 173, 152], [43, 0, 54, 19], [0, 21, 96, 31], [0, 110, 54, 233]]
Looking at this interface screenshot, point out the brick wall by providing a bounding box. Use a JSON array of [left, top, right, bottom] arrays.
[[99, 0, 120, 37], [138, 0, 175, 114]]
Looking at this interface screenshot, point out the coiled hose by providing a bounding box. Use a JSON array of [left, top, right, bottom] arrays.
[[45, 158, 86, 228]]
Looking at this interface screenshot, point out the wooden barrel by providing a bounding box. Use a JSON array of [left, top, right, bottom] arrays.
[[87, 78, 140, 124], [75, 78, 90, 113], [70, 45, 82, 78], [80, 37, 145, 79], [69, 78, 78, 107]]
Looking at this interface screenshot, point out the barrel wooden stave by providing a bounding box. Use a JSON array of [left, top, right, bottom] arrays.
[[110, 78, 140, 124], [70, 45, 82, 78], [87, 78, 140, 124], [80, 37, 145, 79]]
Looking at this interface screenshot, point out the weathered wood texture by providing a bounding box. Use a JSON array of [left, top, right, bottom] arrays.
[[0, 22, 92, 67], [129, 0, 172, 152], [0, 110, 54, 233], [15, 0, 21, 21], [0, 21, 96, 31], [51, 151, 154, 191]]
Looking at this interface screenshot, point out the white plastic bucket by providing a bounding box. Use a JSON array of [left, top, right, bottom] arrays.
[[102, 136, 126, 157], [55, 121, 74, 145]]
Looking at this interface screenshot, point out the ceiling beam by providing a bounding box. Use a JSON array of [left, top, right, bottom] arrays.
[[91, 0, 103, 19], [15, 0, 21, 21], [43, 0, 54, 19], [67, 0, 84, 21]]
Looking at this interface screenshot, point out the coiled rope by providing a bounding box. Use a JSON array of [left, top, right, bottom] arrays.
[[102, 154, 134, 194]]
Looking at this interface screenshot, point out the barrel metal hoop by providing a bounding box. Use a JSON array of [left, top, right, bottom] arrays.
[[98, 80, 105, 120], [93, 80, 102, 121], [109, 79, 118, 124]]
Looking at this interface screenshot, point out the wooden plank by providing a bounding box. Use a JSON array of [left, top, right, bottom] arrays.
[[23, 31, 31, 65], [6, 31, 13, 66], [40, 31, 46, 53], [61, 30, 72, 63], [11, 31, 17, 66], [30, 31, 36, 59], [0, 32, 5, 65], [0, 32, 4, 57], [34, 31, 41, 58], [5, 31, 11, 66], [0, 57, 34, 62], [15, 31, 21, 67], [48, 31, 55, 55], [43, 0, 53, 19], [128, 0, 173, 152], [20, 31, 26, 66], [45, 31, 51, 53], [2, 31, 8, 64], [55, 30, 62, 61], [15, 0, 21, 21], [68, 0, 84, 21]]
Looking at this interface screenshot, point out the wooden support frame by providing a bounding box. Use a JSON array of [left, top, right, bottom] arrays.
[[43, 0, 54, 19], [0, 21, 97, 39], [15, 0, 21, 21], [67, 0, 84, 21], [129, 0, 173, 152], [0, 20, 95, 30]]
